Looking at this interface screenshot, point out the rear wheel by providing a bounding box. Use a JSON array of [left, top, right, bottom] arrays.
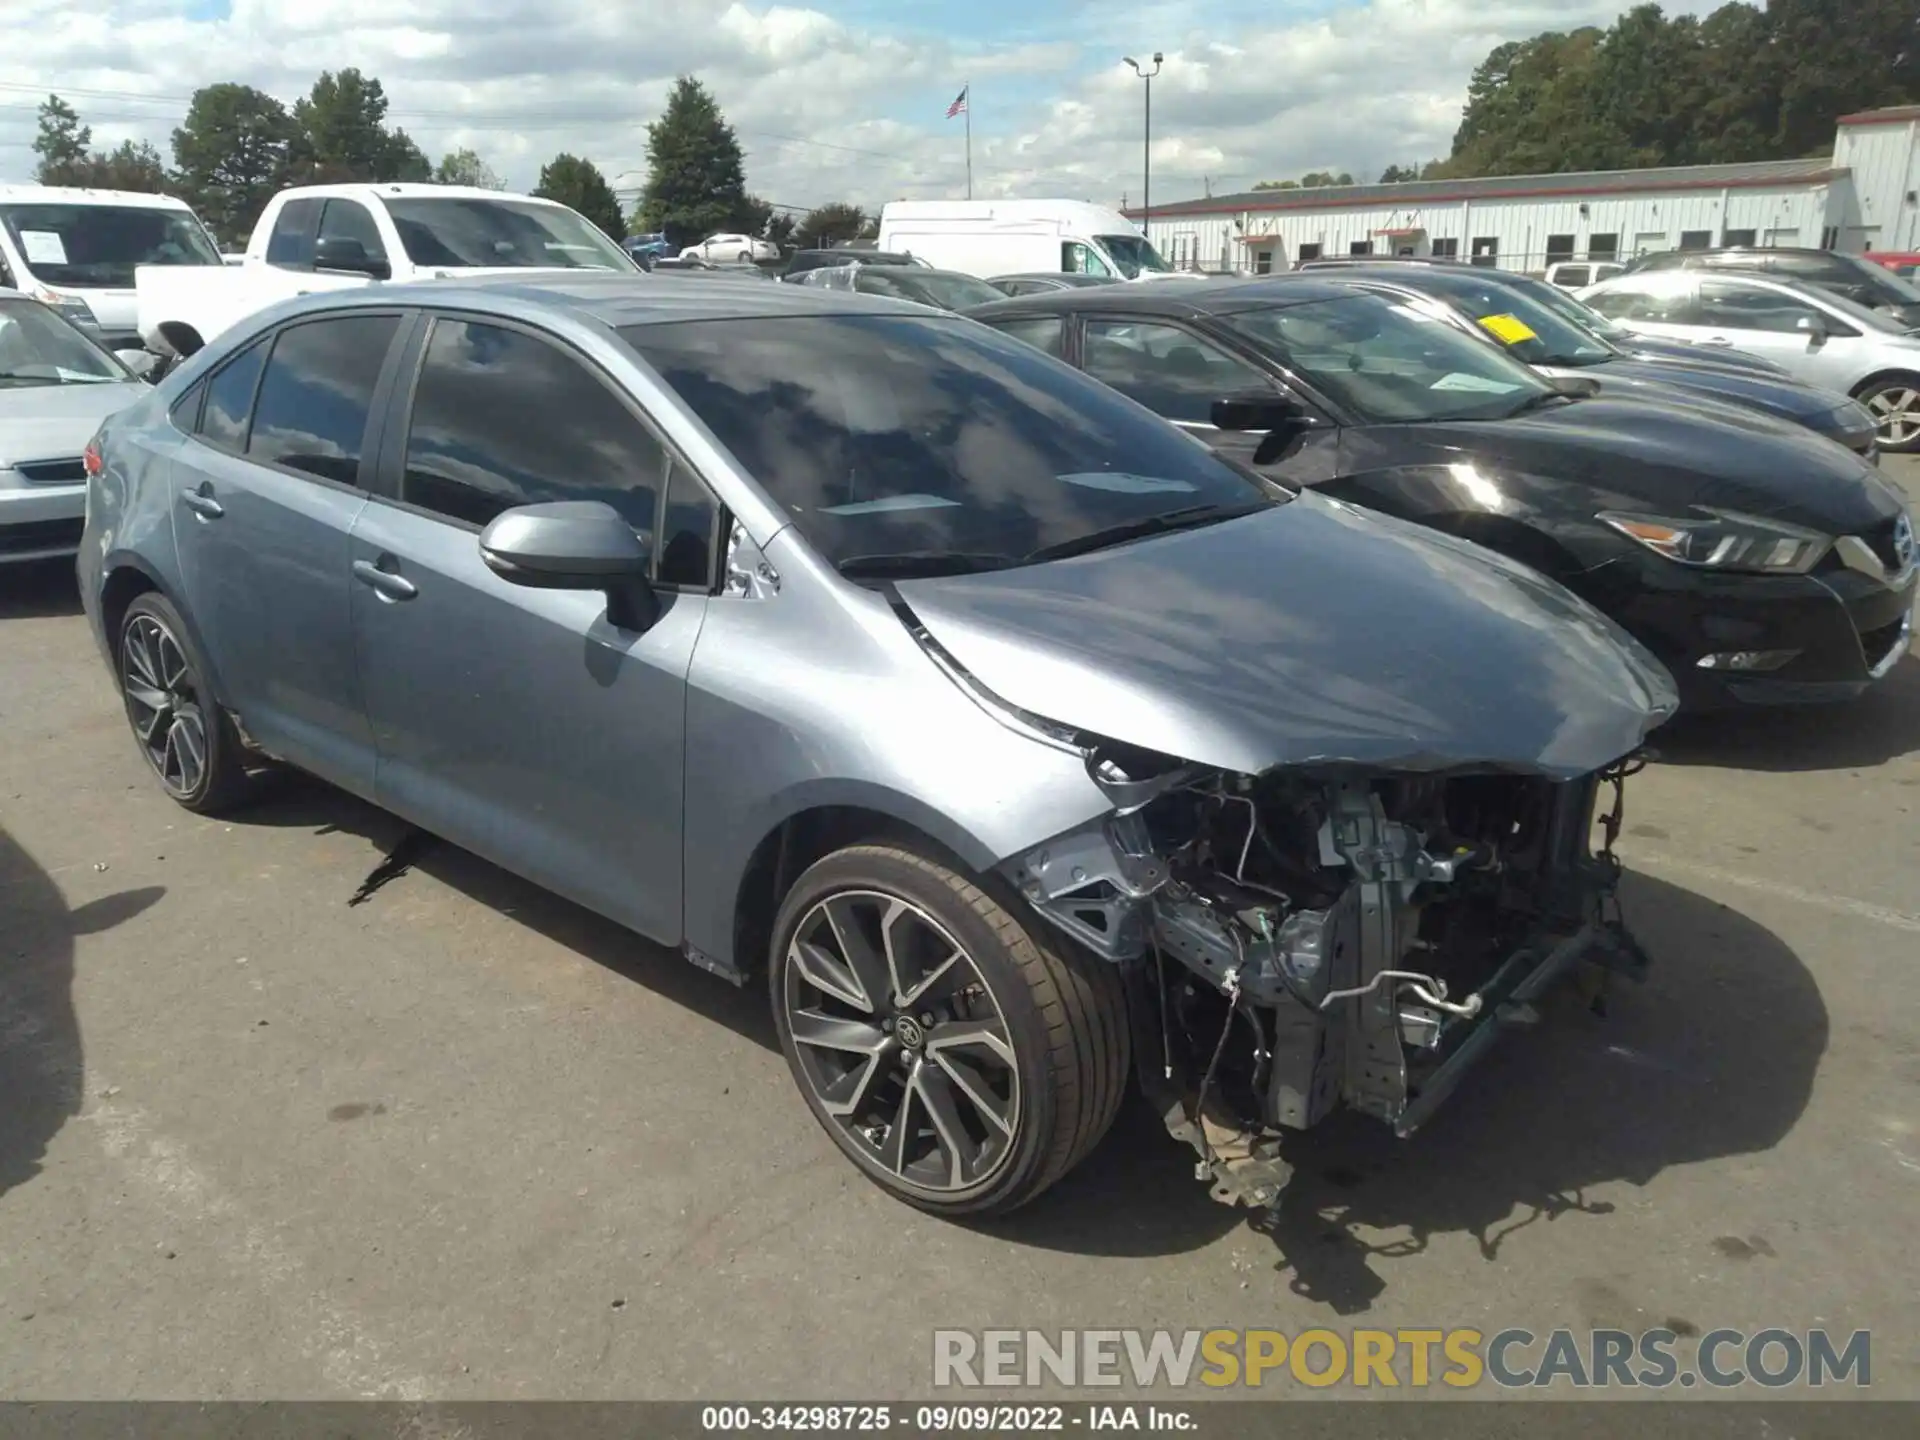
[[117, 593, 248, 814], [1857, 375, 1920, 453], [770, 842, 1128, 1216]]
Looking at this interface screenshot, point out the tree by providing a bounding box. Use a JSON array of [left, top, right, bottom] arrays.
[[89, 141, 169, 193], [794, 202, 867, 249], [1299, 171, 1354, 188], [32, 95, 92, 185], [172, 83, 297, 244], [764, 211, 797, 249], [534, 153, 625, 237], [734, 194, 774, 239], [1251, 179, 1300, 190], [1378, 163, 1422, 183], [435, 147, 503, 189], [637, 76, 749, 248], [292, 69, 427, 183]]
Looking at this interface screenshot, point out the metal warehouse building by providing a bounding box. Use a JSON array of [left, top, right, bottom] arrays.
[[1133, 105, 1920, 275]]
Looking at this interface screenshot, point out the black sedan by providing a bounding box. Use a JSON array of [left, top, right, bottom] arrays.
[[966, 278, 1915, 709], [1316, 263, 1881, 460]]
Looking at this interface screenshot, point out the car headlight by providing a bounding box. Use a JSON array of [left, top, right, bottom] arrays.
[[1599, 508, 1830, 574]]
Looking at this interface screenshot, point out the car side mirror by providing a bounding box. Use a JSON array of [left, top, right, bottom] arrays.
[[1796, 313, 1828, 342], [313, 235, 392, 280], [114, 348, 160, 381], [479, 501, 658, 630], [1211, 391, 1313, 432]]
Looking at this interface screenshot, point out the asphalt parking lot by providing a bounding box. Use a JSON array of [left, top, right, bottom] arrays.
[[3, 459, 1918, 1403]]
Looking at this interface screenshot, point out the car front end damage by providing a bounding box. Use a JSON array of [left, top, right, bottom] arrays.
[[1002, 743, 1650, 1208]]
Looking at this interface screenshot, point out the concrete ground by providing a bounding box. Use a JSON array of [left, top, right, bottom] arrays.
[[2, 459, 1917, 1403]]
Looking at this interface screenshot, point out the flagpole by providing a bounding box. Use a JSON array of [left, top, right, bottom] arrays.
[[965, 81, 973, 199]]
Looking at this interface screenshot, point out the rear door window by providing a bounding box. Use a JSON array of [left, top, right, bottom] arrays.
[[987, 315, 1067, 358], [265, 199, 322, 269], [246, 315, 401, 485], [400, 317, 669, 533], [1082, 319, 1269, 423], [196, 338, 269, 451]]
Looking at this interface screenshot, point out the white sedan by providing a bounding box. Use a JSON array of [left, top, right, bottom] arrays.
[[679, 233, 779, 265]]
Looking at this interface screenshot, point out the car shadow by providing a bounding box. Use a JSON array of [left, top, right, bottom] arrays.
[[0, 825, 164, 1200], [1651, 651, 1920, 772], [230, 770, 778, 1053], [0, 559, 84, 619], [987, 869, 1826, 1313]]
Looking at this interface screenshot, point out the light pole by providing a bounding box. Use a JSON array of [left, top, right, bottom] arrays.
[[1123, 53, 1163, 239]]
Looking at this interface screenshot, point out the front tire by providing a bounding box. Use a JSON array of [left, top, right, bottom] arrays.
[[1857, 375, 1920, 453], [770, 842, 1128, 1217], [117, 593, 248, 814]]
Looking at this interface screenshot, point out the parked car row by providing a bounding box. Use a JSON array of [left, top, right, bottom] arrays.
[[44, 257, 1910, 1223]]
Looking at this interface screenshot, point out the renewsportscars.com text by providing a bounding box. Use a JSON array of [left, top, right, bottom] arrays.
[[931, 1328, 1871, 1390]]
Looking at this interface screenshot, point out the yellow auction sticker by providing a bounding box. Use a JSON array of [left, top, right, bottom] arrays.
[[1478, 313, 1538, 345]]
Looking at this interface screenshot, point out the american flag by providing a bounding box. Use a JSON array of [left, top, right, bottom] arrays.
[[946, 85, 969, 119]]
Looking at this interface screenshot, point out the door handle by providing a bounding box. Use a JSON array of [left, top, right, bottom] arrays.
[[1701, 336, 1733, 346], [352, 558, 418, 602], [180, 487, 223, 519]]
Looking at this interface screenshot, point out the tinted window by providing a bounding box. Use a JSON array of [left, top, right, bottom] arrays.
[[656, 459, 718, 588], [0, 203, 221, 289], [266, 199, 321, 268], [859, 269, 1006, 310], [197, 338, 268, 450], [989, 316, 1066, 358], [620, 314, 1273, 574], [1225, 294, 1549, 424], [402, 319, 667, 531], [1588, 233, 1619, 260], [246, 316, 399, 484], [1697, 281, 1842, 334], [318, 200, 387, 263], [1399, 278, 1615, 366], [1679, 231, 1712, 251], [1083, 320, 1269, 423], [383, 198, 632, 271], [1553, 265, 1590, 287]]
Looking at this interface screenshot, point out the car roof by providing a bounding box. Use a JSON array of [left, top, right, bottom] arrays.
[[965, 274, 1361, 321], [274, 271, 945, 327], [0, 184, 197, 210]]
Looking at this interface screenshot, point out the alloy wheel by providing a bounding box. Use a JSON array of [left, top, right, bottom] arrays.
[[120, 613, 209, 799], [782, 890, 1020, 1194], [1865, 384, 1920, 448]]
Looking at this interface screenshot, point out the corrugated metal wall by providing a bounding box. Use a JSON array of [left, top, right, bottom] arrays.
[[1146, 185, 1837, 274], [1833, 119, 1920, 252]]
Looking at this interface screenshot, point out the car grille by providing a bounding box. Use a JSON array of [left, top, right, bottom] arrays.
[[14, 458, 87, 485], [0, 517, 84, 556]]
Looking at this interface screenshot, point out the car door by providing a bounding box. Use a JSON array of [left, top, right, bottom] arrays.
[[1077, 316, 1345, 485], [1692, 278, 1862, 389], [348, 312, 717, 943], [168, 311, 405, 792]]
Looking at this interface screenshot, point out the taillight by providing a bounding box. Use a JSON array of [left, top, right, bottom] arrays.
[[83, 439, 103, 477]]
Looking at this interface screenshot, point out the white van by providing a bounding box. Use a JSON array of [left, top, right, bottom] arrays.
[[0, 185, 225, 350], [878, 200, 1177, 282]]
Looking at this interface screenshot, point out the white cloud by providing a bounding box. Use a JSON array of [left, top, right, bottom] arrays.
[[0, 0, 1714, 218]]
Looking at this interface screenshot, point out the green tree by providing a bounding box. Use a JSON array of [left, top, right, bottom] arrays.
[[637, 76, 749, 248], [764, 210, 797, 249], [1771, 0, 1918, 157], [794, 202, 867, 248], [32, 95, 92, 185], [435, 147, 503, 189], [172, 83, 297, 244], [89, 140, 169, 193], [292, 69, 427, 183], [1250, 179, 1299, 191], [534, 153, 625, 237], [1299, 170, 1354, 187], [1378, 163, 1422, 183]]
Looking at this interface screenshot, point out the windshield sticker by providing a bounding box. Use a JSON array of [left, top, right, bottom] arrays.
[[1057, 472, 1198, 494], [19, 230, 68, 266], [1477, 313, 1538, 345], [818, 494, 962, 516], [1430, 373, 1525, 393]]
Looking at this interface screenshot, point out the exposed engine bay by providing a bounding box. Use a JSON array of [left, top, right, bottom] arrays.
[[1003, 743, 1650, 1208]]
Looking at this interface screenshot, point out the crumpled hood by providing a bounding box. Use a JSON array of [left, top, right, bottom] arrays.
[[0, 381, 147, 466], [1402, 395, 1900, 534], [896, 493, 1677, 779]]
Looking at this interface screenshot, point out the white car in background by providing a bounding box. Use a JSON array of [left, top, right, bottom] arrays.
[[1581, 269, 1920, 453], [680, 232, 778, 265], [1543, 260, 1623, 290]]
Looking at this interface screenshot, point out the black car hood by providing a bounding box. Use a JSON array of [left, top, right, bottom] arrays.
[[896, 494, 1677, 780], [1571, 355, 1845, 423], [1617, 335, 1789, 377], [1395, 396, 1902, 533]]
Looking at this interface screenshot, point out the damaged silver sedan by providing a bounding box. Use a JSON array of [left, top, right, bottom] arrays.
[[81, 278, 1677, 1217]]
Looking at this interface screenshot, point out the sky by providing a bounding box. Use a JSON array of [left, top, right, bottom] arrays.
[[0, 0, 1720, 217]]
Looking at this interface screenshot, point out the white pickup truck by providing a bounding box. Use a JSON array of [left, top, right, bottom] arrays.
[[136, 182, 637, 360]]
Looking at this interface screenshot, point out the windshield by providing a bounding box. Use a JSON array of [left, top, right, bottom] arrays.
[[620, 314, 1274, 574], [1498, 273, 1635, 341], [0, 298, 129, 386], [859, 269, 1006, 310], [1404, 278, 1619, 367], [382, 198, 635, 271], [1096, 233, 1171, 278], [1835, 252, 1920, 305], [1225, 294, 1552, 423], [0, 203, 221, 289]]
